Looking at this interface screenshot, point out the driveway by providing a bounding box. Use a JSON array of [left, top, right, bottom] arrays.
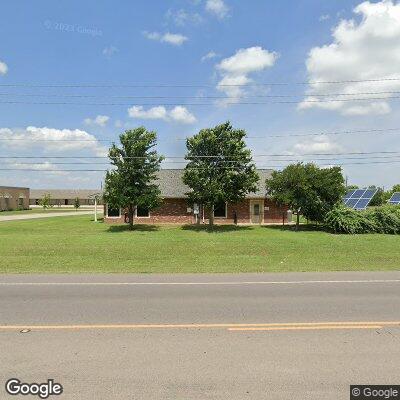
[[0, 210, 99, 222]]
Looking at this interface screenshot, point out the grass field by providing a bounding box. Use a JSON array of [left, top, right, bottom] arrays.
[[0, 215, 399, 273]]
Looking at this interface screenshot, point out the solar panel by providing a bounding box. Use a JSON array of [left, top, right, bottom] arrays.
[[354, 198, 371, 210], [343, 198, 353, 206], [346, 198, 359, 208], [363, 189, 377, 198], [389, 192, 400, 205], [352, 189, 366, 198], [342, 188, 378, 210], [343, 190, 356, 200]]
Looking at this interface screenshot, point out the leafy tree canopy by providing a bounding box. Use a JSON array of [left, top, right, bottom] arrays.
[[183, 121, 259, 226], [103, 127, 163, 229], [39, 193, 52, 209], [391, 184, 400, 193], [74, 197, 80, 209], [346, 184, 359, 191], [266, 163, 346, 229], [369, 187, 391, 206]]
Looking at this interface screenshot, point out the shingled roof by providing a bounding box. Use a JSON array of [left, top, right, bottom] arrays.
[[30, 169, 273, 199], [156, 169, 272, 198]]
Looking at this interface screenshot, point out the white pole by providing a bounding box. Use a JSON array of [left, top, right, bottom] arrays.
[[94, 197, 98, 222]]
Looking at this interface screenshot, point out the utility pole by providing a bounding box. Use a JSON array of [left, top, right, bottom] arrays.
[[94, 196, 98, 222]]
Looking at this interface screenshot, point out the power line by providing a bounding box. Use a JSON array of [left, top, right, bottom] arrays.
[[1, 151, 399, 159], [2, 127, 400, 143], [2, 159, 400, 172], [1, 96, 400, 106], [6, 155, 400, 165], [1, 90, 400, 99], [1, 77, 400, 88]]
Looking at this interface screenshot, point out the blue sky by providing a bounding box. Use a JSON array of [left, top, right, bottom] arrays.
[[1, 0, 400, 189]]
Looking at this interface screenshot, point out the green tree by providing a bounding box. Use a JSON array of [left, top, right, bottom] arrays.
[[346, 184, 359, 191], [74, 197, 80, 210], [39, 193, 52, 209], [266, 163, 346, 230], [369, 187, 390, 206], [183, 122, 259, 227], [390, 184, 400, 193], [103, 127, 163, 230]]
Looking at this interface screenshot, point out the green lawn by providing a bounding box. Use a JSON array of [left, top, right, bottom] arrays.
[[0, 215, 399, 273], [0, 208, 98, 216]]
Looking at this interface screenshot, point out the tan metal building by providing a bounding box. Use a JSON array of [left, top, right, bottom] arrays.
[[30, 189, 103, 207], [0, 186, 30, 211]]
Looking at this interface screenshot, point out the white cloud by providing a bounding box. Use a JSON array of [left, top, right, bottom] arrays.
[[128, 105, 196, 124], [215, 46, 278, 104], [0, 127, 108, 186], [0, 60, 8, 75], [292, 136, 343, 154], [169, 106, 197, 124], [84, 115, 110, 127], [102, 46, 118, 57], [205, 0, 229, 19], [128, 106, 168, 120], [11, 161, 67, 175], [299, 0, 400, 116], [143, 31, 188, 46], [165, 9, 203, 26], [0, 126, 107, 156], [201, 51, 219, 62], [319, 14, 330, 21], [217, 46, 277, 75]]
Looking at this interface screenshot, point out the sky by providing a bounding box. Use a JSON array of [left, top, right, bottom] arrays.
[[1, 0, 400, 189]]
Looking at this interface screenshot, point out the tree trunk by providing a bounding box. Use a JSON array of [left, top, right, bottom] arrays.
[[209, 204, 214, 228], [128, 204, 135, 230], [296, 210, 300, 231], [196, 204, 201, 225]]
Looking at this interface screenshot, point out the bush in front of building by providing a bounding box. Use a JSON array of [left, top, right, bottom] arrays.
[[324, 204, 400, 234], [366, 205, 400, 234]]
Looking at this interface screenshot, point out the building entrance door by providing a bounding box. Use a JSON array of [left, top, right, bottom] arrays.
[[250, 201, 264, 224]]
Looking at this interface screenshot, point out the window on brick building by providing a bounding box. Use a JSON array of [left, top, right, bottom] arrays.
[[214, 201, 227, 218], [107, 205, 121, 218], [136, 205, 150, 217]]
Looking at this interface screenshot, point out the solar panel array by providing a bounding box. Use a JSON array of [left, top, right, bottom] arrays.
[[343, 188, 378, 210], [388, 192, 400, 205]]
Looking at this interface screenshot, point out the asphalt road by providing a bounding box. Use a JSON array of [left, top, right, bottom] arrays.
[[1, 272, 399, 399]]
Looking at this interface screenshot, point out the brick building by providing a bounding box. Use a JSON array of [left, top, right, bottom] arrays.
[[104, 169, 289, 225], [0, 186, 30, 211]]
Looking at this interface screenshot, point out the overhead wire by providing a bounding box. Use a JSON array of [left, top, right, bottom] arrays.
[[1, 77, 400, 88], [1, 95, 400, 106]]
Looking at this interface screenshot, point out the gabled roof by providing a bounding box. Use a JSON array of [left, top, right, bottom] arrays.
[[157, 169, 272, 198], [30, 169, 273, 199], [30, 189, 101, 200]]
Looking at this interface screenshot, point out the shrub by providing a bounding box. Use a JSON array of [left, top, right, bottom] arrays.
[[324, 204, 400, 234], [366, 205, 400, 234], [324, 205, 366, 234]]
